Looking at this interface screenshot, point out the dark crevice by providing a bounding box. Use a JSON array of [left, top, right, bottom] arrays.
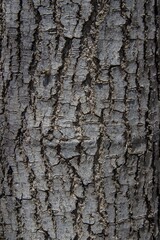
[[0, 0, 4, 59], [71, 197, 84, 238], [55, 34, 60, 54], [43, 70, 52, 87], [29, 5, 42, 75], [39, 123, 54, 213], [75, 142, 83, 166], [108, 66, 114, 113], [144, 70, 152, 168], [56, 144, 61, 156], [94, 134, 102, 166], [16, 0, 22, 75], [28, 169, 43, 231], [59, 37, 72, 63], [73, 101, 83, 165], [7, 165, 13, 194], [51, 37, 72, 124], [154, 0, 160, 100], [157, 183, 160, 236], [73, 3, 81, 35], [28, 78, 35, 96], [93, 132, 108, 231], [7, 166, 13, 175], [154, 3, 160, 233], [73, 101, 81, 126], [79, 0, 98, 52], [134, 156, 140, 194], [86, 224, 93, 240], [41, 229, 52, 240], [82, 73, 92, 87], [145, 194, 153, 231], [52, 0, 58, 23], [112, 167, 120, 239], [93, 56, 101, 81], [135, 54, 142, 121], [15, 197, 23, 238], [73, 234, 79, 240]]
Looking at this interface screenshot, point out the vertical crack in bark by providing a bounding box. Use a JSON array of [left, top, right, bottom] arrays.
[[108, 66, 115, 114], [135, 54, 142, 121], [72, 196, 84, 239], [52, 0, 63, 56], [72, 2, 82, 36], [7, 166, 13, 196], [65, 158, 85, 239], [93, 111, 108, 237], [119, 1, 132, 234], [16, 0, 22, 75], [0, 0, 6, 119], [155, 0, 160, 234], [28, 2, 42, 125], [0, 0, 3, 59], [112, 167, 121, 239], [14, 109, 26, 151], [86, 223, 93, 239], [51, 37, 72, 125], [28, 168, 50, 237], [154, 0, 160, 100], [74, 101, 84, 166], [142, 0, 147, 71], [29, 2, 41, 76], [134, 155, 140, 194], [80, 1, 96, 50], [143, 0, 159, 231], [15, 197, 23, 238], [144, 67, 156, 232], [151, 140, 159, 235], [39, 122, 56, 233]]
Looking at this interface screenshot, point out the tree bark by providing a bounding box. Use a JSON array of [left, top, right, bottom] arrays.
[[0, 0, 160, 239]]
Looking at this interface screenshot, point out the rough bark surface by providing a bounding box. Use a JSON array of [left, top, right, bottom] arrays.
[[0, 0, 160, 239]]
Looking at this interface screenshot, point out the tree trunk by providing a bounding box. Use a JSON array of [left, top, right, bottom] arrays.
[[0, 0, 160, 239]]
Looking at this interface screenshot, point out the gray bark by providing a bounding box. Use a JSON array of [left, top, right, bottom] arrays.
[[0, 0, 160, 239]]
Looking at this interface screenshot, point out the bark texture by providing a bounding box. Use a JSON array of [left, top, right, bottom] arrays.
[[0, 0, 160, 239]]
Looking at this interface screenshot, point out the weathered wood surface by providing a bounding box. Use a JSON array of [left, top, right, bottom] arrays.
[[0, 0, 160, 239]]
